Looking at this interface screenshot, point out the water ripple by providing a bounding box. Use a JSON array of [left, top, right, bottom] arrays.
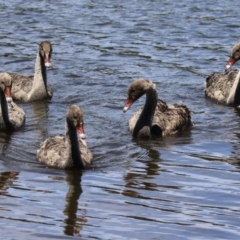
[[1, 0, 240, 239]]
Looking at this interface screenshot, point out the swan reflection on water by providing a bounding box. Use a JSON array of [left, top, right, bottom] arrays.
[[50, 171, 87, 237], [0, 171, 19, 193], [63, 171, 86, 236]]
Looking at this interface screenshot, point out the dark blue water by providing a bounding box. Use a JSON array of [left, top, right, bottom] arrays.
[[0, 0, 240, 239]]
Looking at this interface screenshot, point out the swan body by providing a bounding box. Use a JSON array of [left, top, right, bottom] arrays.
[[0, 73, 25, 130], [204, 43, 240, 105], [37, 105, 93, 169], [123, 79, 192, 138], [9, 41, 53, 102]]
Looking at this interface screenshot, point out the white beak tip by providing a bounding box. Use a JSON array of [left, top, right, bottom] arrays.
[[123, 106, 128, 112], [79, 133, 86, 139], [225, 64, 231, 70], [45, 62, 51, 67]]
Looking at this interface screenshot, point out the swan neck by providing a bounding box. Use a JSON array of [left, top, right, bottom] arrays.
[[66, 120, 85, 169], [145, 86, 158, 111], [35, 51, 47, 81], [227, 69, 240, 104], [133, 85, 158, 137], [0, 89, 15, 131], [39, 52, 47, 88], [29, 51, 48, 100]]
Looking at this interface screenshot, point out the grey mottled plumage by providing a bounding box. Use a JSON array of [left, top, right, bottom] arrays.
[[204, 70, 240, 104], [9, 41, 53, 102], [123, 79, 192, 138], [37, 105, 93, 169], [0, 73, 25, 130]]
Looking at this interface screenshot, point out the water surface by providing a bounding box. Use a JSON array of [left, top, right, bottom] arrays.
[[0, 0, 240, 239]]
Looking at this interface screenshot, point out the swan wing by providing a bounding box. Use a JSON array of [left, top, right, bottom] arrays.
[[7, 101, 25, 128], [9, 73, 34, 101], [37, 135, 71, 168], [152, 100, 192, 136]]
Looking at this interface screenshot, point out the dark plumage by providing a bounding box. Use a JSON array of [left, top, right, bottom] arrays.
[[123, 79, 192, 138]]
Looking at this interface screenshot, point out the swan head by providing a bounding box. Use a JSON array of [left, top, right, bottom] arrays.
[[0, 72, 13, 99], [39, 41, 52, 68], [123, 78, 153, 112], [225, 42, 240, 71], [67, 105, 86, 139]]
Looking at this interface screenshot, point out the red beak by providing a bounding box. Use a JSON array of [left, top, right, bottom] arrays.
[[76, 123, 86, 139], [76, 123, 85, 135], [44, 54, 51, 67], [4, 87, 11, 98], [226, 57, 236, 70], [123, 97, 134, 112]]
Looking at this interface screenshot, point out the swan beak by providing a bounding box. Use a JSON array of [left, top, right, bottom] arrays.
[[225, 57, 236, 71], [76, 123, 86, 139], [44, 54, 51, 67], [4, 87, 11, 98], [123, 97, 134, 112]]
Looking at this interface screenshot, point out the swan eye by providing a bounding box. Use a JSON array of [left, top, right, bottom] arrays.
[[235, 49, 240, 55]]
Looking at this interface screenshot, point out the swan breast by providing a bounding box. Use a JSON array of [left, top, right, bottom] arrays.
[[7, 100, 26, 128]]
